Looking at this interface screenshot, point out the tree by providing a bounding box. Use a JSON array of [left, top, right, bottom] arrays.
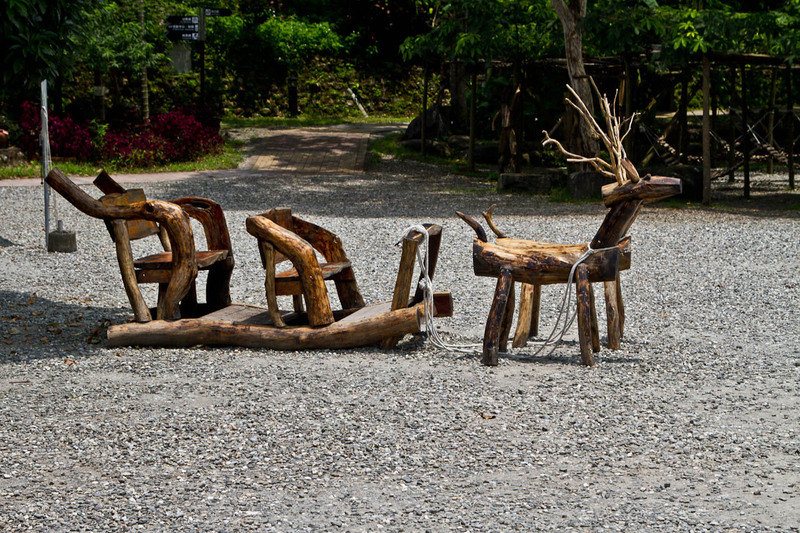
[[0, 0, 96, 113], [549, 0, 600, 156]]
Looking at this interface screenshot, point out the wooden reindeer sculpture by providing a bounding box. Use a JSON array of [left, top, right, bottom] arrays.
[[458, 81, 681, 366]]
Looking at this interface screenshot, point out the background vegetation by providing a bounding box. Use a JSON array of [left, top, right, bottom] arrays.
[[1, 0, 798, 172]]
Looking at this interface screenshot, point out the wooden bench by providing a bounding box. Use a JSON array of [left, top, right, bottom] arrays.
[[459, 174, 681, 366], [46, 168, 234, 322]]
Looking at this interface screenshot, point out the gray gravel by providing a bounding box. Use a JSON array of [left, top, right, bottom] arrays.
[[1, 158, 799, 532]]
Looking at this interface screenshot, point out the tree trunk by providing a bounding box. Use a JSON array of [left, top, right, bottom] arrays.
[[550, 0, 599, 156], [469, 71, 477, 171], [449, 61, 468, 132]]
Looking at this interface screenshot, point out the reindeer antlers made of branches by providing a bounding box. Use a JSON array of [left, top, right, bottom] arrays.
[[542, 79, 639, 186]]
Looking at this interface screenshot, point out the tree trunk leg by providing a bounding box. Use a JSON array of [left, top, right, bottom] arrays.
[[483, 267, 512, 366], [499, 281, 515, 353], [179, 283, 199, 318], [263, 245, 285, 328], [604, 279, 621, 350], [531, 284, 541, 337], [575, 264, 595, 366], [110, 220, 151, 323], [293, 295, 305, 314], [616, 276, 625, 338], [588, 282, 600, 353], [512, 283, 535, 348]]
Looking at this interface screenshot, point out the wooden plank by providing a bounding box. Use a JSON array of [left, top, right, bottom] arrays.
[[134, 250, 228, 270]]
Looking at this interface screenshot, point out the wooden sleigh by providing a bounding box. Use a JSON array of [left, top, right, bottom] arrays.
[[45, 168, 452, 350]]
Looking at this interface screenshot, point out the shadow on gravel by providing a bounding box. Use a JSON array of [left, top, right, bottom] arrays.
[[144, 164, 800, 222], [0, 290, 125, 363], [152, 167, 513, 220]]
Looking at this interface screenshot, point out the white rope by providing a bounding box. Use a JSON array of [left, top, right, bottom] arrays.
[[401, 225, 481, 354], [522, 243, 618, 359], [402, 225, 619, 358]]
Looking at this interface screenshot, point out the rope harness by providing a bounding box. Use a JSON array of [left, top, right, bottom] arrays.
[[402, 225, 619, 358]]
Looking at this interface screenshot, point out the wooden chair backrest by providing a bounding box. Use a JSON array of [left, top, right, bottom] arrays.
[[94, 170, 160, 242], [256, 207, 349, 268], [590, 175, 681, 249], [100, 190, 161, 242]]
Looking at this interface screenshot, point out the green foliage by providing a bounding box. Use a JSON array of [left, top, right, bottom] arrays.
[[401, 0, 558, 66], [77, 2, 158, 74], [0, 0, 96, 95], [587, 0, 800, 68]]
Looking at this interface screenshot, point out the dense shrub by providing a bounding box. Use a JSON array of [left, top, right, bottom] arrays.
[[18, 101, 94, 161], [102, 110, 222, 168]]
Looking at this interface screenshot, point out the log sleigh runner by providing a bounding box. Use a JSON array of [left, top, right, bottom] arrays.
[[45, 168, 453, 350], [458, 81, 681, 366]]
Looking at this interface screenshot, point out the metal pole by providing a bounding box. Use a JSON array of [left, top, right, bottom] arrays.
[[702, 54, 711, 205], [41, 80, 51, 247]]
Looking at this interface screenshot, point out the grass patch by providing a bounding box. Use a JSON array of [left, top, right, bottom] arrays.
[[0, 140, 244, 180]]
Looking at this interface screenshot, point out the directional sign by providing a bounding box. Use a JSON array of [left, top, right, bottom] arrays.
[[167, 29, 200, 41], [167, 23, 198, 32], [166, 15, 199, 24], [205, 8, 232, 17]]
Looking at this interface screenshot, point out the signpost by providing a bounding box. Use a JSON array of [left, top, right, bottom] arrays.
[[166, 9, 231, 104]]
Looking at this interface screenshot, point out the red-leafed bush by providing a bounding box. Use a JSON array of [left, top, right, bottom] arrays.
[[19, 101, 94, 161], [102, 110, 222, 168]]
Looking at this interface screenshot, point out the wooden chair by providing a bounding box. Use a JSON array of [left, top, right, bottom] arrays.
[[45, 168, 234, 322], [459, 174, 681, 366], [246, 210, 444, 348], [246, 207, 365, 328]]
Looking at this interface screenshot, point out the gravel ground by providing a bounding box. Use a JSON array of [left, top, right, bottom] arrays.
[[1, 156, 799, 532]]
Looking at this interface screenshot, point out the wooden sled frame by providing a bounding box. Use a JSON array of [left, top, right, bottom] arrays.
[[45, 167, 452, 350]]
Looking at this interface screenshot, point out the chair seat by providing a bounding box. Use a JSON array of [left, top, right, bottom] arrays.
[[274, 261, 352, 282], [135, 250, 229, 270]]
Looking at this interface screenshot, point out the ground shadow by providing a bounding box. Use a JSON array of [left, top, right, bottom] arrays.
[[0, 290, 127, 363]]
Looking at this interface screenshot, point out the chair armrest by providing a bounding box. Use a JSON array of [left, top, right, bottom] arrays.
[[246, 214, 334, 327]]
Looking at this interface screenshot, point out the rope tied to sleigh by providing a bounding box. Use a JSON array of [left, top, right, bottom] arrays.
[[402, 224, 620, 358]]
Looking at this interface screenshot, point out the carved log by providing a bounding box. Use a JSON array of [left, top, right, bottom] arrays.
[[261, 242, 285, 328], [472, 238, 620, 285], [110, 219, 151, 322], [512, 283, 535, 348], [587, 282, 600, 353], [483, 266, 513, 366], [531, 284, 541, 337], [173, 197, 234, 309], [105, 298, 456, 349], [46, 167, 197, 321], [412, 224, 442, 304], [498, 280, 515, 353], [291, 216, 364, 309], [601, 175, 682, 207], [380, 235, 419, 349]]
